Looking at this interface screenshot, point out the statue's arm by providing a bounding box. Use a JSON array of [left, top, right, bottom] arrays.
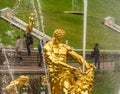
[[65, 45, 91, 69], [57, 61, 77, 70]]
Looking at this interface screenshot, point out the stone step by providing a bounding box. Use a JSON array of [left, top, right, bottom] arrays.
[[1, 48, 42, 67], [20, 51, 39, 56], [2, 60, 40, 66], [14, 62, 39, 66]]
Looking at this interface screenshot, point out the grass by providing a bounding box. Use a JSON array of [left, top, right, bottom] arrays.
[[1, 0, 120, 49]]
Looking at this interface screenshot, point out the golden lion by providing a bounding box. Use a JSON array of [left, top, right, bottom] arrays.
[[6, 75, 29, 94]]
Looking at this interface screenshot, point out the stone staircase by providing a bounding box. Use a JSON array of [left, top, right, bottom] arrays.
[[0, 48, 41, 66], [18, 51, 40, 66]]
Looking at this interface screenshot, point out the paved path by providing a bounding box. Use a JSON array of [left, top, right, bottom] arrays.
[[99, 62, 115, 70]]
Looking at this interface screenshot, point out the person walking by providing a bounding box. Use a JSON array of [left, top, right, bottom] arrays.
[[24, 31, 33, 56], [15, 35, 23, 62], [93, 43, 100, 69], [37, 40, 43, 67]]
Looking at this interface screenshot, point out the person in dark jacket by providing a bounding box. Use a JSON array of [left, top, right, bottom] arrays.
[[93, 43, 100, 69], [24, 31, 33, 56]]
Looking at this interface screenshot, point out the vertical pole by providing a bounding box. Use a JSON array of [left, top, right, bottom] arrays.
[[66, 40, 68, 45], [40, 39, 52, 94], [72, 0, 74, 11], [83, 0, 88, 72]]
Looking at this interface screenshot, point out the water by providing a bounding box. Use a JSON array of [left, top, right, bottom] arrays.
[[13, 0, 21, 14], [5, 30, 14, 38], [30, 0, 45, 34], [2, 49, 18, 94], [36, 0, 45, 33], [30, 0, 46, 46], [31, 1, 51, 93], [0, 1, 22, 92], [118, 88, 120, 94], [82, 0, 88, 71], [30, 0, 40, 30], [0, 20, 15, 93], [72, 0, 81, 11], [30, 1, 51, 93], [1, 75, 8, 94], [0, 35, 3, 46], [1, 0, 46, 93]]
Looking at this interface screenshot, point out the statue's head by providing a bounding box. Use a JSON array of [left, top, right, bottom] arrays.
[[6, 75, 29, 94], [30, 12, 34, 17], [53, 28, 65, 43], [18, 75, 29, 87]]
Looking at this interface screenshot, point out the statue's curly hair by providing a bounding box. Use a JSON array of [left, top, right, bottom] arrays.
[[53, 28, 65, 38]]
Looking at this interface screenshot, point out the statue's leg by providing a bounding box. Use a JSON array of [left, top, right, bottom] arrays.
[[54, 83, 61, 94], [63, 79, 71, 94]]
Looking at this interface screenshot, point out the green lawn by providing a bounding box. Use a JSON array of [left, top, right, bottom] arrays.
[[1, 0, 120, 49]]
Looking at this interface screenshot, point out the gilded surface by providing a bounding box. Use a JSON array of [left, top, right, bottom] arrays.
[[6, 75, 29, 94], [5, 12, 10, 19], [43, 29, 96, 94], [26, 12, 34, 33]]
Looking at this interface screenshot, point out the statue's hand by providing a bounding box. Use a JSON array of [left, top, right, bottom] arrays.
[[85, 64, 96, 75], [70, 66, 77, 73], [89, 64, 96, 70]]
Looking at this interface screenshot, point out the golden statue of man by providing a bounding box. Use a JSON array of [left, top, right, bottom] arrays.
[[43, 28, 96, 94]]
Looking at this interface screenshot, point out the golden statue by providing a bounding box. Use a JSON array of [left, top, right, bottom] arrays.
[[26, 12, 34, 33], [43, 28, 96, 94], [5, 12, 10, 19], [6, 75, 29, 94]]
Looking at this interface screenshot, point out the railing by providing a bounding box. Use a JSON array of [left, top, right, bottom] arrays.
[[67, 49, 120, 70]]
